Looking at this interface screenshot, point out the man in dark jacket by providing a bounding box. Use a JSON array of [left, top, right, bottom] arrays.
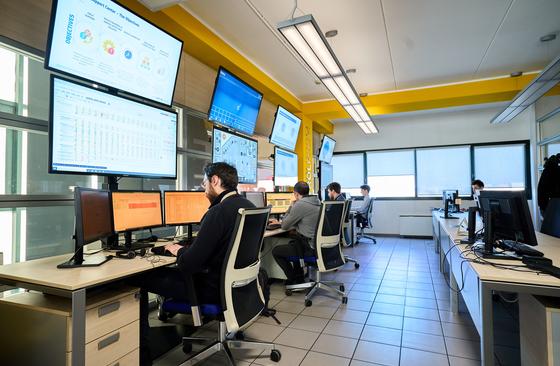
[[327, 182, 345, 201], [138, 162, 254, 365], [538, 155, 560, 216]]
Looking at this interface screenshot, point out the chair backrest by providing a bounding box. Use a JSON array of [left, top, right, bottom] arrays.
[[541, 198, 560, 238], [366, 197, 375, 228], [343, 199, 352, 223], [221, 207, 271, 332], [314, 201, 346, 272]]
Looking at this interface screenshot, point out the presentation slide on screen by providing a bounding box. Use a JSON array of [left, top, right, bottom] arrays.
[[319, 137, 335, 163], [212, 129, 257, 184], [48, 0, 181, 105], [270, 106, 301, 151], [165, 192, 208, 225], [208, 69, 262, 135], [51, 78, 177, 177], [112, 192, 162, 231], [275, 148, 298, 186]]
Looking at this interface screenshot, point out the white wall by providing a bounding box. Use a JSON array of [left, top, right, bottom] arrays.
[[332, 104, 534, 235]]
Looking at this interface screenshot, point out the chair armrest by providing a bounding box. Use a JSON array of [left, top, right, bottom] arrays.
[[184, 273, 203, 327]]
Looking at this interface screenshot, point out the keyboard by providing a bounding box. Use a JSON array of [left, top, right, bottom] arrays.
[[266, 223, 282, 231], [498, 240, 544, 257]]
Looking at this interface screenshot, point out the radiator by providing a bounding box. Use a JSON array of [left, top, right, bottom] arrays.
[[399, 215, 433, 237]]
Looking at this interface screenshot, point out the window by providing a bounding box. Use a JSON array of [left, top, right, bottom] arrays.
[[547, 142, 560, 157], [366, 150, 415, 197], [474, 144, 526, 189], [331, 154, 364, 196], [416, 146, 471, 196]]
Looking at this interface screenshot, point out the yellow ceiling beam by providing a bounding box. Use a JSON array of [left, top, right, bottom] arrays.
[[302, 73, 540, 120]]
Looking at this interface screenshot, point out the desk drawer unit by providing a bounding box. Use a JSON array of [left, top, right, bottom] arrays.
[[0, 286, 139, 366]]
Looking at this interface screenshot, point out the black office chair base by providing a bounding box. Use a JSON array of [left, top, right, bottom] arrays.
[[344, 255, 360, 269], [180, 321, 281, 365], [356, 232, 377, 245], [285, 271, 348, 307]]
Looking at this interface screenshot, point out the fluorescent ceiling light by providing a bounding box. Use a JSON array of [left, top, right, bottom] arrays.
[[278, 14, 378, 134]]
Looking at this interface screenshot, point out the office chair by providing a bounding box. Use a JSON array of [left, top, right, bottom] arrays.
[[285, 201, 348, 307], [356, 198, 377, 244], [157, 207, 281, 365], [541, 198, 560, 238], [341, 200, 360, 269]]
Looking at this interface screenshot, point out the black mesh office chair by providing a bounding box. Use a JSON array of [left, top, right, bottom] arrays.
[[159, 207, 281, 365], [356, 198, 377, 244], [285, 201, 348, 307], [341, 200, 359, 269]]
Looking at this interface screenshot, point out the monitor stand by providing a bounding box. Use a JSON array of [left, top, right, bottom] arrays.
[[58, 240, 112, 269], [472, 243, 519, 260], [109, 231, 155, 253]]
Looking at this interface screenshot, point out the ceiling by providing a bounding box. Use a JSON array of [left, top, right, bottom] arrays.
[[180, 0, 560, 103]]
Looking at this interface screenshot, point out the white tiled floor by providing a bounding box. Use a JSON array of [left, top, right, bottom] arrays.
[[153, 237, 516, 365]]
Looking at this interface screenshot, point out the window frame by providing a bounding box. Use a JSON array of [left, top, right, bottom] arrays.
[[333, 139, 531, 200]]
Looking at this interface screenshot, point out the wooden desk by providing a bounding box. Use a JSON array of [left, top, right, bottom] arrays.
[[433, 212, 560, 365], [0, 251, 175, 366]]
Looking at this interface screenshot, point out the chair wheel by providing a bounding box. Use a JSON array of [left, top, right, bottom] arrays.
[[342, 297, 348, 304], [285, 289, 293, 296], [354, 262, 360, 269], [235, 331, 245, 340], [339, 285, 345, 292], [305, 299, 312, 307], [270, 349, 282, 362], [182, 343, 192, 354]]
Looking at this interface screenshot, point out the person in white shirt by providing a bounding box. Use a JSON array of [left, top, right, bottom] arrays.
[[357, 184, 372, 216]]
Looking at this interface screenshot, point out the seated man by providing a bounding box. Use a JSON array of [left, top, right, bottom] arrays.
[[356, 184, 372, 217], [266, 181, 321, 285], [326, 182, 345, 201], [136, 162, 254, 365]]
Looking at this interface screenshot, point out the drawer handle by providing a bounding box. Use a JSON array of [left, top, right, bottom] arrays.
[[98, 301, 121, 317], [98, 332, 120, 350]]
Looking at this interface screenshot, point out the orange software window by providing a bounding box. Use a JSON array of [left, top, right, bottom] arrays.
[[112, 192, 163, 232], [266, 193, 293, 214], [164, 191, 209, 225]]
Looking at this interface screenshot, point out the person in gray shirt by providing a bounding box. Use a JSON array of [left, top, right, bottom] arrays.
[[357, 184, 372, 215], [267, 181, 321, 284]]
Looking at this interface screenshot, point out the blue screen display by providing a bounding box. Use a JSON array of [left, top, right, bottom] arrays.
[[208, 68, 263, 135]]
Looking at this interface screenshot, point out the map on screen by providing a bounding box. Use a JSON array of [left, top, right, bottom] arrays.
[[212, 128, 258, 184]]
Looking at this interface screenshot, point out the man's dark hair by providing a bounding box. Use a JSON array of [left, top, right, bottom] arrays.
[[204, 162, 238, 190], [294, 181, 310, 196], [472, 179, 484, 188], [327, 182, 341, 194], [360, 184, 370, 193]]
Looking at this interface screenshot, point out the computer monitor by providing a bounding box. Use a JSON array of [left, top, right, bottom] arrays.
[[269, 106, 301, 151], [243, 191, 266, 208], [442, 189, 460, 212], [266, 192, 293, 214], [212, 126, 258, 184], [49, 76, 178, 179], [274, 147, 298, 187], [111, 192, 163, 245], [479, 190, 537, 246], [45, 0, 183, 106], [208, 67, 263, 136], [58, 187, 113, 268], [164, 191, 208, 225], [318, 136, 336, 163]]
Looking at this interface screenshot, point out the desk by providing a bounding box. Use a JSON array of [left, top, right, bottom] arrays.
[[432, 211, 560, 365], [0, 251, 175, 366]]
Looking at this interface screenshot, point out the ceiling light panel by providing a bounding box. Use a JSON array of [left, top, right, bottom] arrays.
[[278, 14, 378, 134]]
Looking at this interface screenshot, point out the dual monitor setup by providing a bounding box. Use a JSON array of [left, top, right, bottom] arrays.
[[61, 189, 208, 268]]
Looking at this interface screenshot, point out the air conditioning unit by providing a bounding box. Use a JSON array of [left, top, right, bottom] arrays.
[[139, 0, 182, 12]]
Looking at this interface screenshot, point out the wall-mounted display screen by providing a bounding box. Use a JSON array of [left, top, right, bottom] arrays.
[[274, 147, 298, 186], [320, 162, 333, 192], [212, 127, 258, 184], [49, 76, 177, 178], [208, 67, 263, 136], [45, 0, 183, 106], [318, 136, 336, 163], [270, 105, 301, 151]]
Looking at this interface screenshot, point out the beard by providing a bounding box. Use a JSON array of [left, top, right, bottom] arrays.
[[205, 185, 218, 202]]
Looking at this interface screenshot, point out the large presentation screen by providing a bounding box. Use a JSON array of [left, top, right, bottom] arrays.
[[45, 0, 183, 106], [274, 147, 298, 187], [208, 67, 263, 136], [49, 76, 177, 178], [212, 127, 258, 184], [318, 136, 336, 163], [270, 106, 301, 151]]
